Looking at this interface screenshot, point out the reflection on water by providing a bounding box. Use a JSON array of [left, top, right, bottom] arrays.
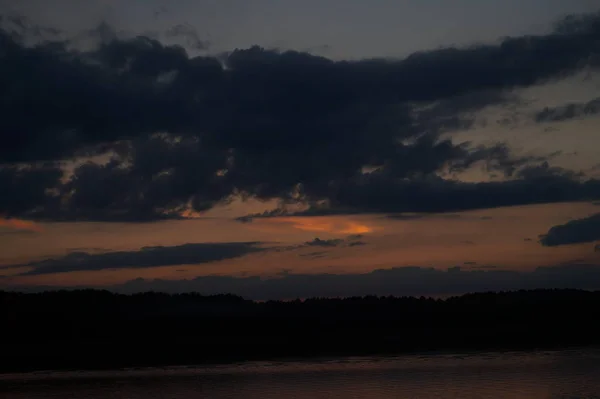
[[2, 349, 600, 398]]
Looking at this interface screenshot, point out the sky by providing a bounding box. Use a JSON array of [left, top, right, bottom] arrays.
[[1, 1, 600, 299]]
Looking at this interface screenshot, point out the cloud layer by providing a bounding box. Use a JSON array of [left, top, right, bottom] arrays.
[[536, 97, 600, 122], [1, 12, 600, 221], [5, 242, 265, 275], [6, 264, 597, 300], [541, 213, 600, 246]]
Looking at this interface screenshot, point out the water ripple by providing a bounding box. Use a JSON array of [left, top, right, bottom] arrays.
[[2, 349, 600, 398]]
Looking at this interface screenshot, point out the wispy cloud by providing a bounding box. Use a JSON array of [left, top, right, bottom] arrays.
[[8, 242, 266, 276]]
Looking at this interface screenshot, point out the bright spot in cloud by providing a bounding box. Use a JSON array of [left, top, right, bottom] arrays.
[[269, 217, 374, 235]]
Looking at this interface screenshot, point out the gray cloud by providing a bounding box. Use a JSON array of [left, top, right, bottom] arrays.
[[257, 235, 368, 258], [348, 241, 366, 247], [298, 166, 600, 214], [8, 242, 265, 275], [540, 213, 600, 246], [0, 163, 62, 219], [1, 12, 600, 221], [304, 238, 344, 247], [2, 235, 369, 276], [236, 207, 366, 222], [536, 97, 600, 122], [302, 236, 367, 248], [234, 163, 600, 221]]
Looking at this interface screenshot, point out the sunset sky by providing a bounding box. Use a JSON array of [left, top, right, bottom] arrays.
[[1, 0, 600, 299]]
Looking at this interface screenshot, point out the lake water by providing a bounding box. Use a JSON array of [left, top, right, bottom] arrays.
[[2, 349, 600, 398]]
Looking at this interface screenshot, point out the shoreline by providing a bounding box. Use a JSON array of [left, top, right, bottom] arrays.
[[3, 289, 600, 375]]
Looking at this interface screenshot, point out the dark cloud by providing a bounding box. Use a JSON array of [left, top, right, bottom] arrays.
[[304, 238, 344, 247], [252, 235, 368, 258], [53, 135, 232, 222], [0, 163, 62, 218], [515, 161, 583, 179], [348, 241, 366, 247], [347, 234, 364, 240], [535, 97, 600, 122], [412, 90, 513, 135], [1, 11, 600, 221], [297, 165, 600, 214], [7, 242, 265, 275], [540, 213, 600, 246], [293, 235, 367, 253], [300, 236, 367, 248], [235, 206, 365, 222], [234, 162, 600, 220], [2, 235, 368, 276], [88, 264, 600, 300]]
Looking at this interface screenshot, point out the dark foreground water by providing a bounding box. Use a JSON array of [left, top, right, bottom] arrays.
[[2, 349, 600, 398]]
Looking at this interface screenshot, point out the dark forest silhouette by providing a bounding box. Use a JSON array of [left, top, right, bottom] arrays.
[[2, 289, 600, 373]]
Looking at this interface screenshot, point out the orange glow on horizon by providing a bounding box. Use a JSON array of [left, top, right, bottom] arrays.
[[0, 217, 43, 233]]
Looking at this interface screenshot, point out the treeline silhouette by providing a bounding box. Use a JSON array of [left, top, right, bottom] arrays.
[[2, 289, 600, 373]]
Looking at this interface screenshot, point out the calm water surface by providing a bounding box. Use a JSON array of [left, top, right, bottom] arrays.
[[2, 349, 600, 398]]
